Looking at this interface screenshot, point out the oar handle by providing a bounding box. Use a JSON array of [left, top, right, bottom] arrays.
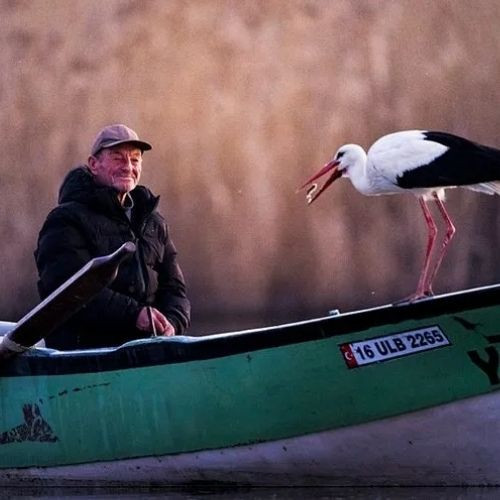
[[147, 306, 158, 337], [0, 242, 136, 361]]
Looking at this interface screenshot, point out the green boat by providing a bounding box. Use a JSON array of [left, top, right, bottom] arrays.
[[0, 247, 499, 486]]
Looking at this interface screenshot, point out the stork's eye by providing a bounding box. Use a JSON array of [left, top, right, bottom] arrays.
[[336, 151, 345, 160]]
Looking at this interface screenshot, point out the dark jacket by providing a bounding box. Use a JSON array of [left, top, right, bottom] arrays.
[[35, 166, 190, 350]]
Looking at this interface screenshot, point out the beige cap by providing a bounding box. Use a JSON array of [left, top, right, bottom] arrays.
[[91, 124, 152, 156]]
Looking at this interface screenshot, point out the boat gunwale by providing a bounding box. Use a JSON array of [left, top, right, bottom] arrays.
[[1, 282, 500, 377]]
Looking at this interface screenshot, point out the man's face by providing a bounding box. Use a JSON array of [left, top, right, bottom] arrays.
[[88, 144, 143, 195]]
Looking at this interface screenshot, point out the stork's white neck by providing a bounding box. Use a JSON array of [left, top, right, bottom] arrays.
[[341, 145, 374, 195]]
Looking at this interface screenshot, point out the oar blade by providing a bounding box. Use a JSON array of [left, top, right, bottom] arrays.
[[0, 242, 136, 361]]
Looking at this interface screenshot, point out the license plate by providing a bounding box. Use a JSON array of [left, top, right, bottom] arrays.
[[339, 326, 450, 369]]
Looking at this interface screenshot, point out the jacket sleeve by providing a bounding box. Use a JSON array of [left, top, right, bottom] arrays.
[[154, 226, 191, 335], [35, 208, 142, 330]]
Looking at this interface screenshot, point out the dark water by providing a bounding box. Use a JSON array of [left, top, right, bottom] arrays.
[[1, 486, 499, 499]]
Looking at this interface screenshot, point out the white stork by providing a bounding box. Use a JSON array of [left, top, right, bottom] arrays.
[[300, 130, 500, 302]]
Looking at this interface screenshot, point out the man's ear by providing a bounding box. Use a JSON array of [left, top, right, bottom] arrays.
[[88, 155, 98, 174]]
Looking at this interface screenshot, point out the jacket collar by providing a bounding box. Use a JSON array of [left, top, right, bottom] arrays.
[[58, 166, 159, 221]]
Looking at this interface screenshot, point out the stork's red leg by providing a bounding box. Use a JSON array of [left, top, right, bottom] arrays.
[[414, 197, 438, 298], [424, 194, 456, 293]]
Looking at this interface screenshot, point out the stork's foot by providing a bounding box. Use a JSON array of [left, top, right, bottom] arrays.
[[393, 290, 434, 306]]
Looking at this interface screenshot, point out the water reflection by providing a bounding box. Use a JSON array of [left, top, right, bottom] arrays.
[[1, 486, 499, 499]]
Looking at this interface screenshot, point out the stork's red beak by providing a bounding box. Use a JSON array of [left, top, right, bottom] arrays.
[[298, 160, 342, 204]]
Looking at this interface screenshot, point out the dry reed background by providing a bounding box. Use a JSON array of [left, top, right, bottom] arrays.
[[1, 0, 500, 333]]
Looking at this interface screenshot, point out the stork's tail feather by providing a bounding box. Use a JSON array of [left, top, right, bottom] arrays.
[[467, 181, 500, 195]]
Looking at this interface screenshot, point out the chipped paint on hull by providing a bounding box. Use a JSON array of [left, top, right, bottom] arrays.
[[0, 404, 57, 445]]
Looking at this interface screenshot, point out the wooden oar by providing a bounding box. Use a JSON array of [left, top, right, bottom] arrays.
[[0, 241, 136, 361]]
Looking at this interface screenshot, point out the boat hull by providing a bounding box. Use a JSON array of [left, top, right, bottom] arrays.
[[2, 284, 500, 486], [1, 391, 498, 487]]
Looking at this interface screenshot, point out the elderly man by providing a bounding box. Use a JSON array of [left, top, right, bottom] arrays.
[[35, 124, 191, 350]]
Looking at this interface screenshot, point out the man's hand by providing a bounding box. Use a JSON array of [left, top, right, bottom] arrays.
[[136, 307, 175, 336]]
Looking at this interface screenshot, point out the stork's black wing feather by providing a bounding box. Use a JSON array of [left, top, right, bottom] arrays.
[[397, 131, 500, 189]]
